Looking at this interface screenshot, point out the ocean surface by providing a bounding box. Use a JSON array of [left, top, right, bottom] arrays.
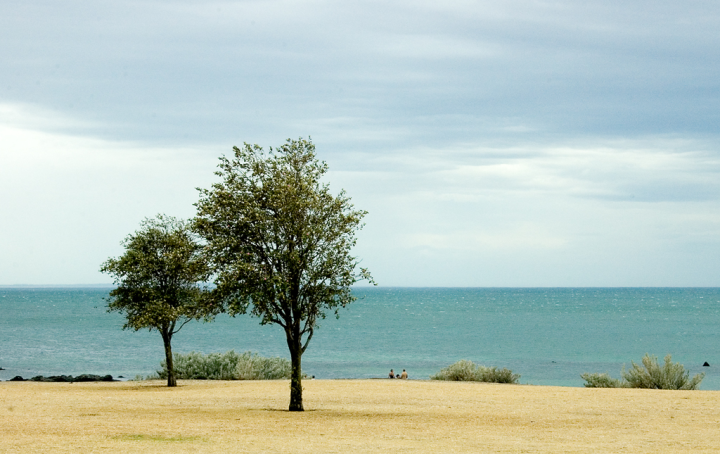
[[1, 287, 719, 389]]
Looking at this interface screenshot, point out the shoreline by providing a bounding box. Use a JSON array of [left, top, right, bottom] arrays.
[[4, 287, 719, 390], [2, 379, 720, 452]]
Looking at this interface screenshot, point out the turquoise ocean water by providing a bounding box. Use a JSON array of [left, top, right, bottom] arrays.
[[1, 287, 718, 389]]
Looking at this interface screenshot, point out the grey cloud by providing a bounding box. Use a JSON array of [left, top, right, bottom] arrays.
[[4, 0, 720, 285], [2, 0, 719, 148]]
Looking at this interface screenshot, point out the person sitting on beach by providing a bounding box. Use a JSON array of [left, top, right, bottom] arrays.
[[400, 369, 408, 379], [388, 369, 395, 379]]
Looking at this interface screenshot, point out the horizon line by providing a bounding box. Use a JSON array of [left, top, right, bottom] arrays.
[[2, 284, 720, 289]]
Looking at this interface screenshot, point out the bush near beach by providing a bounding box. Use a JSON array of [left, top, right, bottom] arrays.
[[581, 353, 704, 390], [152, 350, 293, 380], [430, 360, 520, 384]]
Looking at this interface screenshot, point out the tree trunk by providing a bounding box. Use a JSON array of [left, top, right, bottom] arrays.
[[288, 337, 303, 411], [162, 331, 176, 387]]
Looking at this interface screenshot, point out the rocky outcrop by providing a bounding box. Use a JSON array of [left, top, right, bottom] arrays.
[[31, 375, 73, 382], [73, 374, 114, 382], [9, 374, 116, 382]]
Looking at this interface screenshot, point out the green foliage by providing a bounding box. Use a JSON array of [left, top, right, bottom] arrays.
[[581, 354, 704, 390], [430, 360, 520, 384], [481, 367, 521, 384], [156, 351, 240, 380], [431, 360, 478, 381], [194, 138, 374, 410], [155, 350, 293, 380], [235, 352, 294, 380], [194, 138, 373, 324], [101, 215, 210, 332], [622, 354, 704, 390], [580, 372, 627, 388]]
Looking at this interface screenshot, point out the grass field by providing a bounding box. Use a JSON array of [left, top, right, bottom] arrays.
[[1, 379, 719, 453]]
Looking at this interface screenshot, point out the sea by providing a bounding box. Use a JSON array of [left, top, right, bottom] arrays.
[[1, 287, 719, 389]]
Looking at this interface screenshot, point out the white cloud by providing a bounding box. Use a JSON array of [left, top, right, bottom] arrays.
[[329, 137, 720, 286], [402, 226, 567, 252], [0, 103, 220, 285], [4, 103, 720, 286]]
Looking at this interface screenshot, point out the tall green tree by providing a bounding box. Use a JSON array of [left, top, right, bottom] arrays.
[[100, 215, 210, 387], [194, 138, 373, 411]]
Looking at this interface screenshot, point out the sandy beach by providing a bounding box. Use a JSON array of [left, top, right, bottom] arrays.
[[1, 379, 719, 453]]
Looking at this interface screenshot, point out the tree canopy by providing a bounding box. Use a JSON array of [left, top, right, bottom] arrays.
[[100, 215, 210, 387], [194, 137, 373, 410]]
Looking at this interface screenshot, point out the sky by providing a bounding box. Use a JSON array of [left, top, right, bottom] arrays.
[[1, 0, 720, 286]]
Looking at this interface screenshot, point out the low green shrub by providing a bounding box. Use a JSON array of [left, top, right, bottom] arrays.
[[580, 372, 626, 388], [430, 360, 478, 381], [155, 350, 293, 380], [480, 366, 521, 384], [235, 352, 294, 380], [430, 360, 520, 384], [622, 354, 704, 390], [581, 354, 704, 390]]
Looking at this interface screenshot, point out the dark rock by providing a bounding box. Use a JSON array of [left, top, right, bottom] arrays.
[[72, 374, 97, 382], [9, 376, 25, 381], [703, 362, 710, 367], [30, 375, 73, 382], [20, 374, 116, 382], [73, 374, 114, 382], [52, 375, 73, 382], [49, 376, 73, 382]]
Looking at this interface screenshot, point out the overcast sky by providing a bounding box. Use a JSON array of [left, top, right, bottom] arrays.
[[2, 0, 720, 286]]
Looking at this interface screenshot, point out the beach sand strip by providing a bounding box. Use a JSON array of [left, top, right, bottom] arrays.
[[1, 379, 719, 453]]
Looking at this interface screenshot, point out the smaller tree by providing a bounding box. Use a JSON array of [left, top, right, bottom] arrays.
[[100, 215, 209, 387]]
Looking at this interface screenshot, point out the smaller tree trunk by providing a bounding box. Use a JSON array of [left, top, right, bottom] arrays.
[[162, 331, 177, 387], [288, 340, 303, 411]]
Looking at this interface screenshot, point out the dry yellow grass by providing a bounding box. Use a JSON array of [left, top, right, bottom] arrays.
[[1, 379, 719, 453]]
